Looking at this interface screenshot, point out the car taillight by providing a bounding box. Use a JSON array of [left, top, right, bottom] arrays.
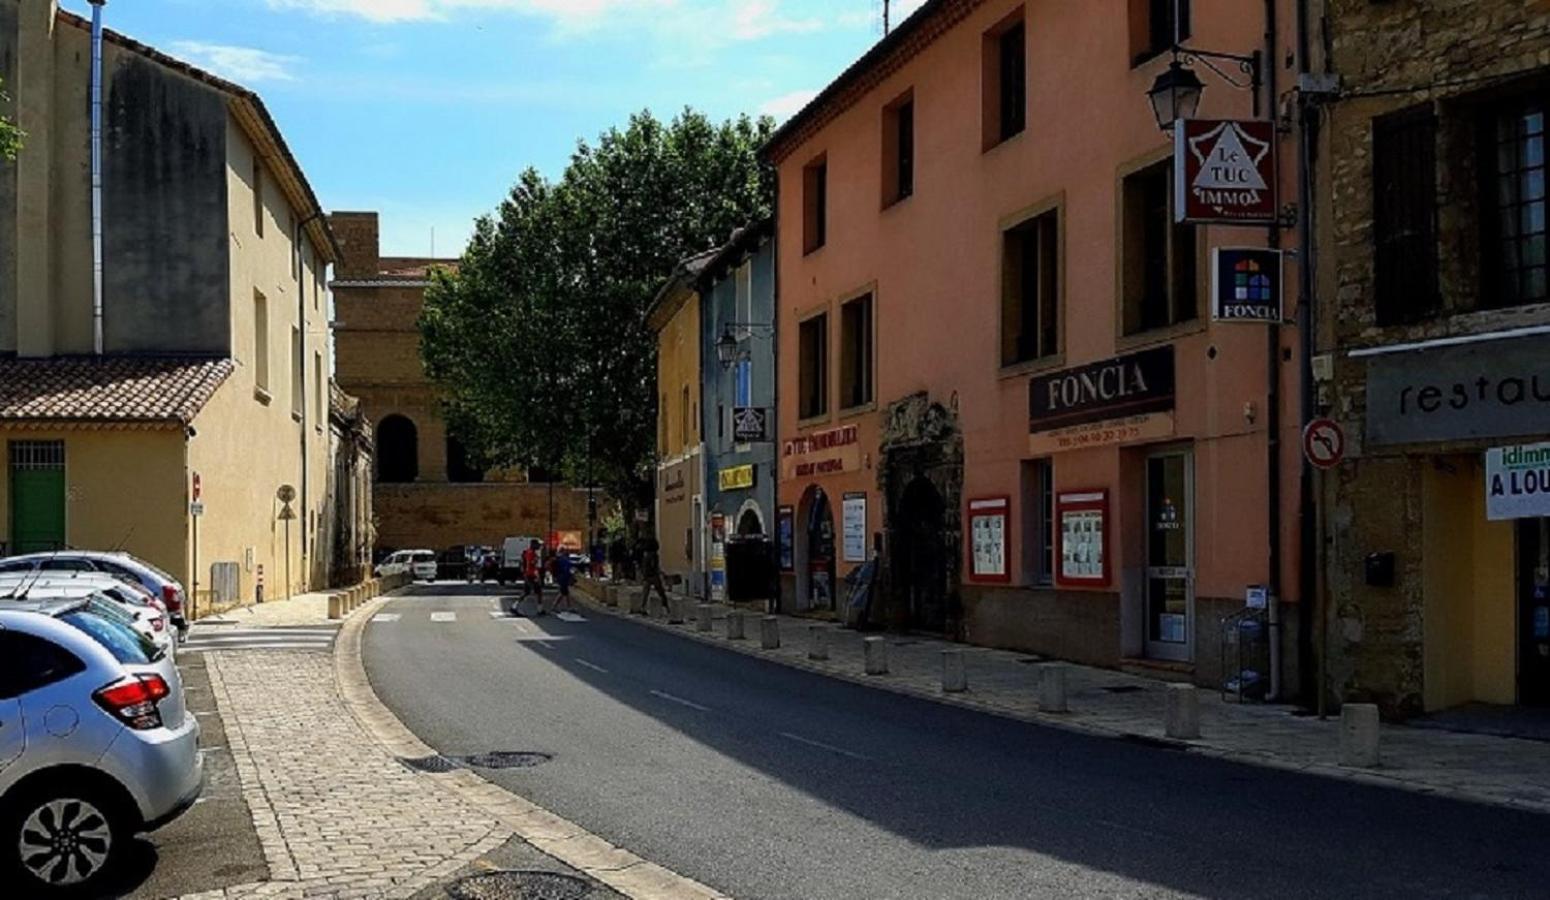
[[161, 585, 183, 613], [94, 674, 170, 731]]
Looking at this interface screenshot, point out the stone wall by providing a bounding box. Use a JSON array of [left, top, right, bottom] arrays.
[[374, 483, 591, 554]]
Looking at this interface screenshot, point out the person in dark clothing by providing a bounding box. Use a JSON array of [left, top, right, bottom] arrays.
[[640, 536, 670, 610], [608, 536, 626, 581], [552, 551, 575, 612]]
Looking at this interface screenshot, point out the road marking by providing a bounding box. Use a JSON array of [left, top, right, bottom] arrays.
[[778, 731, 871, 761], [556, 612, 587, 623], [372, 613, 401, 623], [488, 611, 510, 619], [181, 642, 335, 654], [431, 612, 457, 623], [649, 690, 710, 712], [574, 658, 609, 674]]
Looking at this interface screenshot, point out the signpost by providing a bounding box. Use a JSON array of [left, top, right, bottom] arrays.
[[1302, 418, 1345, 470], [1175, 119, 1279, 225], [190, 472, 202, 619], [277, 485, 296, 601]]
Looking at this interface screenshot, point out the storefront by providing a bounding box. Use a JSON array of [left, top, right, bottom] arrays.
[[655, 450, 703, 596], [782, 423, 865, 614]]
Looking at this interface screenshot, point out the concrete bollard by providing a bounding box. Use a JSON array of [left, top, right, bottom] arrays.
[[628, 588, 646, 615], [808, 625, 829, 661], [942, 649, 967, 693], [726, 610, 746, 640], [1038, 663, 1069, 713], [1340, 703, 1381, 768], [696, 603, 714, 632], [759, 616, 781, 649], [1164, 683, 1201, 739], [864, 636, 889, 675], [328, 593, 344, 620], [667, 597, 686, 624]]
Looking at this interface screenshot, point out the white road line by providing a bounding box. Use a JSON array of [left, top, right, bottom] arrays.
[[556, 612, 587, 622], [649, 690, 710, 712], [431, 612, 457, 623], [778, 731, 871, 761], [574, 658, 609, 674], [488, 611, 509, 619], [190, 629, 338, 637], [372, 613, 401, 623], [181, 642, 332, 653]]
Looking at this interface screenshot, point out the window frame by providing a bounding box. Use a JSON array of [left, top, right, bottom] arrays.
[[253, 290, 271, 398], [1480, 95, 1550, 311], [838, 289, 876, 413], [1020, 459, 1055, 587], [803, 155, 829, 255], [1000, 197, 1064, 371], [1373, 103, 1441, 325], [797, 309, 831, 422], [981, 7, 1027, 152], [1118, 154, 1201, 340], [882, 90, 916, 208], [1131, 0, 1191, 67]]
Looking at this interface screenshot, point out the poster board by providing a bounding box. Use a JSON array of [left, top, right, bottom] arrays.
[[777, 505, 795, 571], [842, 492, 868, 563], [1056, 490, 1110, 588], [966, 496, 1010, 583]]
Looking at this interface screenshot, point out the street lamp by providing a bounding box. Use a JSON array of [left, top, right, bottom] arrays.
[[1145, 47, 1263, 131], [715, 327, 740, 368]]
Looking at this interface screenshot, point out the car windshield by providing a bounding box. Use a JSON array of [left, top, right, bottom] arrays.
[[62, 607, 162, 664]]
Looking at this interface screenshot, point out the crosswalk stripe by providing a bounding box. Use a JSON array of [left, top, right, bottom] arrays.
[[430, 611, 457, 623], [372, 613, 402, 623], [181, 642, 331, 654]]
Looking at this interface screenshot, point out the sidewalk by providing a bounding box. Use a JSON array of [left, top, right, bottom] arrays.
[[196, 591, 336, 628], [577, 583, 1550, 816]]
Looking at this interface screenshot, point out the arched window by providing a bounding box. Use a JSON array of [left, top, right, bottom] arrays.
[[376, 415, 418, 483], [446, 435, 484, 483]]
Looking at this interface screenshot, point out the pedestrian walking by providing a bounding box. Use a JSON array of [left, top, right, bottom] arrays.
[[640, 536, 670, 611], [553, 550, 575, 613], [608, 535, 627, 581], [591, 538, 607, 579], [521, 539, 545, 614]]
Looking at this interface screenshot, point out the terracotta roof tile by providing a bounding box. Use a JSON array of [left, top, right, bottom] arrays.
[[0, 357, 234, 425]]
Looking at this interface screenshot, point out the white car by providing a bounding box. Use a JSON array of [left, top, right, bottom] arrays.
[[0, 574, 175, 660], [0, 551, 189, 638], [408, 550, 438, 582]]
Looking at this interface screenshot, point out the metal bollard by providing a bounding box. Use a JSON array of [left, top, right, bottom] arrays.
[[942, 649, 967, 693], [726, 610, 746, 640], [759, 615, 780, 649], [1164, 683, 1201, 739], [1340, 703, 1381, 768], [808, 625, 829, 661], [696, 603, 714, 632], [1038, 663, 1069, 713], [864, 636, 889, 675]]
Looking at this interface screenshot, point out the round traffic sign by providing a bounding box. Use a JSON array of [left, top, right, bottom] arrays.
[[1303, 418, 1345, 470], [192, 472, 202, 502]]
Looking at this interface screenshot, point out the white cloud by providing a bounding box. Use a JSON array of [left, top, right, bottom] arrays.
[[758, 88, 817, 121], [729, 0, 822, 40], [265, 0, 675, 28], [169, 41, 300, 83]]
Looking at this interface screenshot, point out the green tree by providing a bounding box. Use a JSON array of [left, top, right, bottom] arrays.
[[421, 108, 775, 518], [0, 77, 23, 162]]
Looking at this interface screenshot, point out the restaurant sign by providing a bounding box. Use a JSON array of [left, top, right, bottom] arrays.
[[1366, 333, 1550, 446], [1029, 346, 1176, 432], [1175, 119, 1278, 225], [783, 424, 861, 479]]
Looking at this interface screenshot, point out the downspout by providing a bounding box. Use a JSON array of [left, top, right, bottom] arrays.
[[1295, 0, 1323, 707], [296, 211, 324, 585], [1264, 0, 1283, 701], [89, 0, 106, 355]]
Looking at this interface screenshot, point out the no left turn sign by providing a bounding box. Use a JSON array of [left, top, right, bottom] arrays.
[[1303, 418, 1345, 470]]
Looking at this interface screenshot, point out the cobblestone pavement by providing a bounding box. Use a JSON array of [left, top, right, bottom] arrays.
[[578, 581, 1550, 816]]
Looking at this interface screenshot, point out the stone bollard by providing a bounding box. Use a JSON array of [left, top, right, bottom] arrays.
[[667, 597, 686, 624], [1038, 663, 1069, 713], [1164, 683, 1201, 739], [696, 603, 714, 632], [759, 615, 781, 649], [604, 585, 619, 608], [726, 610, 746, 640], [328, 593, 344, 620], [1340, 703, 1381, 768], [628, 588, 646, 615], [942, 649, 967, 693], [864, 636, 889, 675], [808, 625, 829, 661]]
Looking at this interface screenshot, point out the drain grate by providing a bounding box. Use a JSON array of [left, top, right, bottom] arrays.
[[399, 754, 460, 773], [1102, 685, 1146, 694], [447, 871, 592, 900], [458, 751, 553, 770]]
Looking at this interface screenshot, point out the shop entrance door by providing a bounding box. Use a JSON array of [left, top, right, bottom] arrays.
[[1145, 450, 1194, 662], [1518, 517, 1550, 705]]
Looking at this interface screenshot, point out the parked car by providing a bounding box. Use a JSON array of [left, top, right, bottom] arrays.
[[374, 550, 415, 578], [409, 550, 438, 582], [0, 551, 188, 639], [0, 574, 175, 660], [436, 546, 479, 582], [0, 600, 202, 895]]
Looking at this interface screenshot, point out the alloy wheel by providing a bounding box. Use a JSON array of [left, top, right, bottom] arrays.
[[19, 798, 112, 887]]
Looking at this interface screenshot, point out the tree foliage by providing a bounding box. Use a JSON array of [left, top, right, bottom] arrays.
[[420, 108, 775, 515], [0, 77, 23, 162]]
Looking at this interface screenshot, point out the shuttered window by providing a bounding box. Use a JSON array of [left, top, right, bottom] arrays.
[[1373, 105, 1440, 325]]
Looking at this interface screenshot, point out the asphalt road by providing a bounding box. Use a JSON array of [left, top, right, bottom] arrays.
[[364, 584, 1549, 900]]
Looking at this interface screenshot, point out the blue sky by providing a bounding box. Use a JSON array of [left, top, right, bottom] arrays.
[[68, 0, 925, 257]]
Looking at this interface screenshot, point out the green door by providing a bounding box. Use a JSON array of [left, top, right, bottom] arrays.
[[9, 441, 66, 554]]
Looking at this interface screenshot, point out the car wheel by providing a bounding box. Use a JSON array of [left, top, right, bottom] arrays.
[[6, 785, 126, 896]]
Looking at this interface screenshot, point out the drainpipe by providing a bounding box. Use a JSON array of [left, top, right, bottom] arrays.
[[1294, 0, 1324, 710], [1263, 0, 1284, 701], [89, 0, 106, 355], [296, 211, 324, 586]]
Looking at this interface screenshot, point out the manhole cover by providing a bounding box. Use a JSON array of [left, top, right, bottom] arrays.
[[399, 754, 461, 773], [458, 751, 553, 770], [447, 871, 592, 900], [1102, 685, 1146, 694]]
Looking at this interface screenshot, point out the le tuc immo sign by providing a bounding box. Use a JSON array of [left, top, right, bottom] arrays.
[[1029, 347, 1176, 454], [1365, 333, 1550, 446], [783, 424, 860, 479]]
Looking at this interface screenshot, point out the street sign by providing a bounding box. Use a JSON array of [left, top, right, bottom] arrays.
[[1175, 119, 1278, 224], [1211, 248, 1283, 323], [732, 406, 769, 443], [189, 501, 205, 517], [278, 502, 297, 521], [276, 484, 297, 504], [1303, 418, 1346, 469]]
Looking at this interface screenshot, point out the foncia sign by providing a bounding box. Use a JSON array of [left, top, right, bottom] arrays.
[[1175, 119, 1278, 225]]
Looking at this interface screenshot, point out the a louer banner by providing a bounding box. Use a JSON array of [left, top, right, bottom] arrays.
[[1486, 441, 1550, 521]]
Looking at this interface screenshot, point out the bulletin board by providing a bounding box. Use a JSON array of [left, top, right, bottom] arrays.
[[966, 495, 1011, 583], [1056, 489, 1110, 588]]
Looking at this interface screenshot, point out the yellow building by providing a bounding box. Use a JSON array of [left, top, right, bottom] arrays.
[[647, 251, 714, 594], [0, 1, 354, 613]]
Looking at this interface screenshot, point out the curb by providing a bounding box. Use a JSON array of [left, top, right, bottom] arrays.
[[573, 586, 1550, 817], [334, 592, 733, 900]]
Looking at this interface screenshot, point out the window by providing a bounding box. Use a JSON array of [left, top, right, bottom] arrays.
[[1484, 99, 1549, 309], [376, 415, 418, 482], [289, 212, 299, 279], [735, 358, 752, 407], [314, 351, 324, 429], [1002, 208, 1059, 365], [291, 326, 304, 416], [839, 293, 874, 410], [253, 291, 270, 393], [39, 558, 90, 572], [1122, 159, 1197, 334], [1373, 105, 1439, 324], [252, 158, 264, 237], [982, 11, 1026, 149], [681, 386, 691, 448], [62, 610, 156, 665], [1021, 460, 1054, 586], [883, 93, 915, 206], [1132, 0, 1190, 65], [799, 313, 829, 420], [803, 156, 828, 254], [0, 632, 85, 700]]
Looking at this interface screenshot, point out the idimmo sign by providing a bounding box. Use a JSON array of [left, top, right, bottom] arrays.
[[1487, 441, 1550, 521]]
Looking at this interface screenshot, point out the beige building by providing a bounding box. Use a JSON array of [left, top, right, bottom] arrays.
[[0, 1, 356, 612]]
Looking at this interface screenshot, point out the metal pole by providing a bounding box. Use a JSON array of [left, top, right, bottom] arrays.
[[191, 514, 199, 621], [284, 518, 292, 602]]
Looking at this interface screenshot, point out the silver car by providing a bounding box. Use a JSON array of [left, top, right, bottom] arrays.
[[0, 600, 202, 894], [0, 574, 175, 660], [0, 551, 190, 639]]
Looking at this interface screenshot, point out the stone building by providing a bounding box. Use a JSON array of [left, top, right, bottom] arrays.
[[330, 212, 588, 556], [1315, 0, 1550, 715]]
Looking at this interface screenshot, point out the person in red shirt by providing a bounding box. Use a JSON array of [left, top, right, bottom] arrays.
[[521, 539, 544, 613]]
